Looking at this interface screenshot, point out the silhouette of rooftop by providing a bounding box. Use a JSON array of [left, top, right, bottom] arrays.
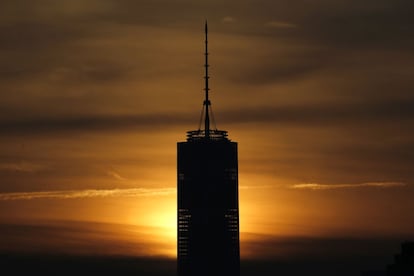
[[386, 241, 414, 276]]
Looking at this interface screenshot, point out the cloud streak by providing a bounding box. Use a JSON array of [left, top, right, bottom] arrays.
[[0, 162, 45, 173], [106, 170, 128, 181], [292, 182, 407, 190], [265, 21, 297, 29], [0, 187, 176, 201]]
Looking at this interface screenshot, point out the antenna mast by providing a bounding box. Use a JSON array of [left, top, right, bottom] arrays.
[[204, 21, 210, 138], [185, 21, 229, 142]]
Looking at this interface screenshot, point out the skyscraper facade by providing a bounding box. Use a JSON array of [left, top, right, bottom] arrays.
[[177, 23, 240, 276]]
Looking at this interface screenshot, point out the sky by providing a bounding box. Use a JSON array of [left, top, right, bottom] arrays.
[[1, 0, 414, 275]]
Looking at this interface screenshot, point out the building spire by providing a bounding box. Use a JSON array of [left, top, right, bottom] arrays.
[[185, 21, 229, 141], [204, 20, 210, 138]]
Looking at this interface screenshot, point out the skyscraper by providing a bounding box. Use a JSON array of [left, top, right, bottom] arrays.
[[177, 22, 240, 276]]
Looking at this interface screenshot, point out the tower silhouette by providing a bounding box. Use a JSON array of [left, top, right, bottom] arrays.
[[177, 22, 240, 276]]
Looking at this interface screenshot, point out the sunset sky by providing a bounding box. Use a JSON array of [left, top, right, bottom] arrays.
[[1, 0, 414, 275]]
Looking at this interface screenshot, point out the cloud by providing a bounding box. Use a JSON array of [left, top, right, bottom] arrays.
[[221, 99, 414, 126], [265, 21, 297, 29], [240, 185, 276, 190], [0, 162, 45, 173], [305, 2, 414, 50], [291, 182, 407, 190], [0, 220, 177, 258], [0, 188, 176, 201], [106, 170, 128, 181], [0, 113, 192, 135], [222, 16, 236, 23], [1, 97, 413, 136]]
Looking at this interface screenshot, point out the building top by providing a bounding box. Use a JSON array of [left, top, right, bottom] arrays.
[[185, 21, 230, 142], [186, 129, 228, 142]]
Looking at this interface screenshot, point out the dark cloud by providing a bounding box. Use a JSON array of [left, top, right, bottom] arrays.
[[0, 21, 90, 51], [300, 1, 414, 50], [0, 220, 165, 256], [243, 233, 408, 260], [0, 96, 411, 136], [225, 47, 330, 85], [0, 220, 176, 275], [2, 0, 413, 51], [0, 113, 191, 135], [0, 98, 413, 135], [242, 0, 414, 50], [222, 99, 414, 125], [216, 0, 414, 87]]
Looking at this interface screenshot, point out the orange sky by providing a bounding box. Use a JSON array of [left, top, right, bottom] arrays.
[[0, 0, 414, 261]]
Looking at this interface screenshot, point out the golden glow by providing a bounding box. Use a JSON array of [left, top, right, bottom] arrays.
[[127, 193, 177, 257], [1, 173, 413, 259]]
